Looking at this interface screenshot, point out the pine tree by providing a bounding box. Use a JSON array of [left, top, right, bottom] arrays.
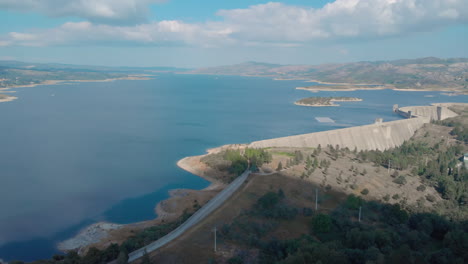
[[306, 156, 312, 169], [276, 161, 283, 171], [313, 157, 319, 168]]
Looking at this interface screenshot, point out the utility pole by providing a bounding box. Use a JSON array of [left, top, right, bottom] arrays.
[[315, 188, 318, 211], [214, 226, 216, 252], [358, 206, 362, 222]]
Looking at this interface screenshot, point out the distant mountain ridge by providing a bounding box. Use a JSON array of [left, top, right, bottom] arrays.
[[190, 57, 468, 90], [0, 60, 188, 88], [0, 60, 188, 73], [1, 58, 467, 91]]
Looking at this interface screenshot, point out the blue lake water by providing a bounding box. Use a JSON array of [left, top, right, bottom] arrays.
[[0, 74, 467, 261]]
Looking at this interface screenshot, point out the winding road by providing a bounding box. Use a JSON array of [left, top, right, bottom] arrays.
[[128, 169, 251, 262]]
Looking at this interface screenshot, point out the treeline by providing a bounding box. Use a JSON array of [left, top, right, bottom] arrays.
[[223, 191, 468, 264]]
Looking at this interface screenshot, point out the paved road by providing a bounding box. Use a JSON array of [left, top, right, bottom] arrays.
[[128, 169, 251, 262]]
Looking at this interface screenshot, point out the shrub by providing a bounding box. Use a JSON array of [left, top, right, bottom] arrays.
[[393, 176, 407, 185], [426, 194, 436, 202], [311, 214, 332, 233], [416, 184, 426, 192], [361, 189, 369, 195], [345, 195, 363, 209], [383, 194, 390, 202], [392, 194, 400, 200]]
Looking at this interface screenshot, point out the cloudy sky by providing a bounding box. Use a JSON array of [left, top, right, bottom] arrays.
[[1, 0, 467, 67]]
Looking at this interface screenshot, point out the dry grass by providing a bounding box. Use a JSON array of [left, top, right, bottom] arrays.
[[144, 173, 347, 263]]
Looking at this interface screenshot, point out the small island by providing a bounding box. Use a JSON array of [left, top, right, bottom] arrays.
[[295, 96, 362, 107]]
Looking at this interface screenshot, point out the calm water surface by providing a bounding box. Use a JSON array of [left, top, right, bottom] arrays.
[[1, 74, 467, 261]]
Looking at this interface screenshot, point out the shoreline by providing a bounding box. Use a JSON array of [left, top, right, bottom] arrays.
[[0, 75, 153, 103], [305, 79, 383, 86], [297, 86, 386, 92], [180, 72, 466, 93], [5, 75, 153, 89], [57, 145, 235, 254], [297, 86, 465, 93]]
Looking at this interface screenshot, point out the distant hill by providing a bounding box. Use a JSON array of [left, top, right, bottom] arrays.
[[190, 58, 468, 90], [0, 60, 188, 88], [0, 60, 188, 73]]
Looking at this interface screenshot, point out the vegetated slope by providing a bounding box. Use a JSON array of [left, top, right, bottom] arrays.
[[190, 57, 468, 90], [19, 108, 468, 264], [148, 112, 468, 263]]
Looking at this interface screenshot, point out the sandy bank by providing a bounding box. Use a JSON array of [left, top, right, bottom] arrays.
[[297, 86, 386, 92], [298, 86, 465, 93], [176, 144, 247, 189], [0, 95, 18, 103]]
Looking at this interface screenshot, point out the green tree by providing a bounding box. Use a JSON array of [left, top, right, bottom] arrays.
[[276, 161, 283, 171], [311, 214, 332, 233]]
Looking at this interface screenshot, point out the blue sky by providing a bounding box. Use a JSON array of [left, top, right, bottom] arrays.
[[0, 0, 467, 68]]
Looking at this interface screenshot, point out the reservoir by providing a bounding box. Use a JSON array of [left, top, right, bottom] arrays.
[[1, 74, 467, 261]]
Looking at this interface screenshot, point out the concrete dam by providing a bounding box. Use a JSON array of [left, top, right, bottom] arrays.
[[249, 104, 459, 151]]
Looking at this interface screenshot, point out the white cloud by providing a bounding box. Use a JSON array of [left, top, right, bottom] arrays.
[[2, 20, 232, 47], [217, 0, 468, 42], [0, 0, 165, 24], [1, 0, 467, 47]]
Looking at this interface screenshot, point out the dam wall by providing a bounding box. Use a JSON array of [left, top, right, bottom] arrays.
[[250, 103, 464, 151], [249, 117, 430, 151], [397, 105, 457, 120]]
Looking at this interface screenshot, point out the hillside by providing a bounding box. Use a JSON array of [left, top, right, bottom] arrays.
[[0, 61, 186, 88], [190, 57, 468, 91]]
